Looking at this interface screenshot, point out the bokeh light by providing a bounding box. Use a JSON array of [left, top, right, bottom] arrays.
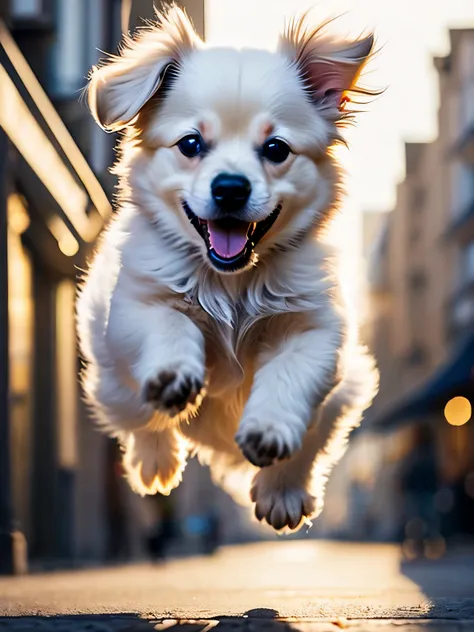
[[465, 472, 474, 500], [58, 235, 79, 257], [424, 537, 446, 560], [444, 396, 472, 426], [8, 194, 30, 235]]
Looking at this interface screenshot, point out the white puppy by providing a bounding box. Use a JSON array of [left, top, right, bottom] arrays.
[[77, 5, 379, 531]]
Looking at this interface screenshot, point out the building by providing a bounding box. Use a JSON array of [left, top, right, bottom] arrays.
[[0, 0, 119, 574], [358, 29, 474, 544], [2, 0, 256, 575]]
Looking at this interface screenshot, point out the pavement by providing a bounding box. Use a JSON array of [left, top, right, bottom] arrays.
[[0, 541, 473, 631]]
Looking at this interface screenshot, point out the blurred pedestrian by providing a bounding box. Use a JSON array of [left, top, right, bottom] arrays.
[[399, 424, 440, 556], [144, 494, 178, 561]]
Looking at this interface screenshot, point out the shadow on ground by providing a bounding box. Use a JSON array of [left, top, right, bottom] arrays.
[[0, 609, 303, 631], [3, 608, 474, 630], [400, 548, 474, 621]]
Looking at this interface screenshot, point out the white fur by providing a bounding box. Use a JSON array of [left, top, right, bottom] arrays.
[[77, 6, 379, 532]]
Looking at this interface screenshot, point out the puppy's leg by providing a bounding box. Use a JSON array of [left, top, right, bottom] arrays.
[[82, 362, 153, 432], [236, 311, 344, 467], [250, 426, 319, 531], [121, 426, 188, 495], [106, 299, 206, 422], [251, 346, 378, 530]]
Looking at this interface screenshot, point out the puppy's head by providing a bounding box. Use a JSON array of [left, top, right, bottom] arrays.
[[88, 6, 374, 274]]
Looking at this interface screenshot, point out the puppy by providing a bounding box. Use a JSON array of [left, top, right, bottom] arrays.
[[77, 5, 379, 532]]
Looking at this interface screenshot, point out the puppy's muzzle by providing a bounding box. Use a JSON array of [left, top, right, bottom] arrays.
[[183, 172, 279, 273], [183, 199, 282, 274]]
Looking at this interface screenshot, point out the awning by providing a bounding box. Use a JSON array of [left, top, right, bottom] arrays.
[[372, 335, 474, 432], [0, 20, 111, 268]]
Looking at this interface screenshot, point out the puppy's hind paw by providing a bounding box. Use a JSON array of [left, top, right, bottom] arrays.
[[143, 369, 204, 418], [251, 474, 316, 531], [235, 417, 303, 468]]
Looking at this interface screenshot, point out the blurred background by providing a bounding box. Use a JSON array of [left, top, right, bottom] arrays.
[[1, 0, 474, 574]]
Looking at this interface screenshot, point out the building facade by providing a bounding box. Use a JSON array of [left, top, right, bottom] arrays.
[[357, 29, 474, 545], [0, 0, 122, 573], [2, 0, 257, 575]]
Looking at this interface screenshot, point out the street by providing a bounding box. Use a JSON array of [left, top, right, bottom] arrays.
[[0, 541, 473, 630]]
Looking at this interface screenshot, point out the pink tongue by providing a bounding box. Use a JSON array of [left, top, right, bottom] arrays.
[[207, 220, 249, 258]]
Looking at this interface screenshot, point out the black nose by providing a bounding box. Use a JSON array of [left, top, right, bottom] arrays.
[[211, 173, 251, 213]]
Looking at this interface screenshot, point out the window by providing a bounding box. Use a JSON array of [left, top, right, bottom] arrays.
[[452, 162, 474, 217], [461, 79, 474, 131], [50, 0, 121, 98], [452, 296, 474, 329], [459, 37, 474, 84], [51, 0, 87, 96], [459, 241, 474, 287], [11, 0, 42, 17]]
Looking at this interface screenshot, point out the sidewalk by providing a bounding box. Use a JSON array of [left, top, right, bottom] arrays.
[[1, 541, 473, 630]]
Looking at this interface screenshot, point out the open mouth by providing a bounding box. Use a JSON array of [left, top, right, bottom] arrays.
[[182, 202, 282, 272]]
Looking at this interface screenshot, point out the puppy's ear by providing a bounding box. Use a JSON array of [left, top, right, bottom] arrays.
[[280, 16, 374, 116], [88, 5, 201, 131]]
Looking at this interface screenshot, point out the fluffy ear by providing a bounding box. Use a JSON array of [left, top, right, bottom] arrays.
[[87, 5, 201, 131], [279, 16, 374, 115]]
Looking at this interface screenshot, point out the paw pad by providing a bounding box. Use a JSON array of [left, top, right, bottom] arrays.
[[235, 419, 303, 468], [144, 370, 203, 416]]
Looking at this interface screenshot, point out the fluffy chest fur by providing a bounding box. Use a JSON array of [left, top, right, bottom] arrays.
[[110, 205, 339, 397], [184, 245, 341, 400]]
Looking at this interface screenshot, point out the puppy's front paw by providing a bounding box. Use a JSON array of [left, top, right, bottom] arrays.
[[251, 472, 316, 531], [235, 417, 304, 468], [143, 369, 204, 417]]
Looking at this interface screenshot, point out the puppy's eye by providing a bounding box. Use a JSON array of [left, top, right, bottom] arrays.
[[177, 134, 204, 158], [261, 138, 291, 164]]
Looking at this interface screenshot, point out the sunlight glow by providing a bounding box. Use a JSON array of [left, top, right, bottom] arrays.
[[206, 0, 474, 213], [205, 0, 474, 307]]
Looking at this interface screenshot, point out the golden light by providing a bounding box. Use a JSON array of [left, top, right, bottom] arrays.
[[0, 21, 111, 224], [55, 280, 78, 468], [48, 217, 79, 257], [0, 66, 94, 240], [58, 235, 80, 257], [444, 396, 471, 427], [8, 194, 30, 235]]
